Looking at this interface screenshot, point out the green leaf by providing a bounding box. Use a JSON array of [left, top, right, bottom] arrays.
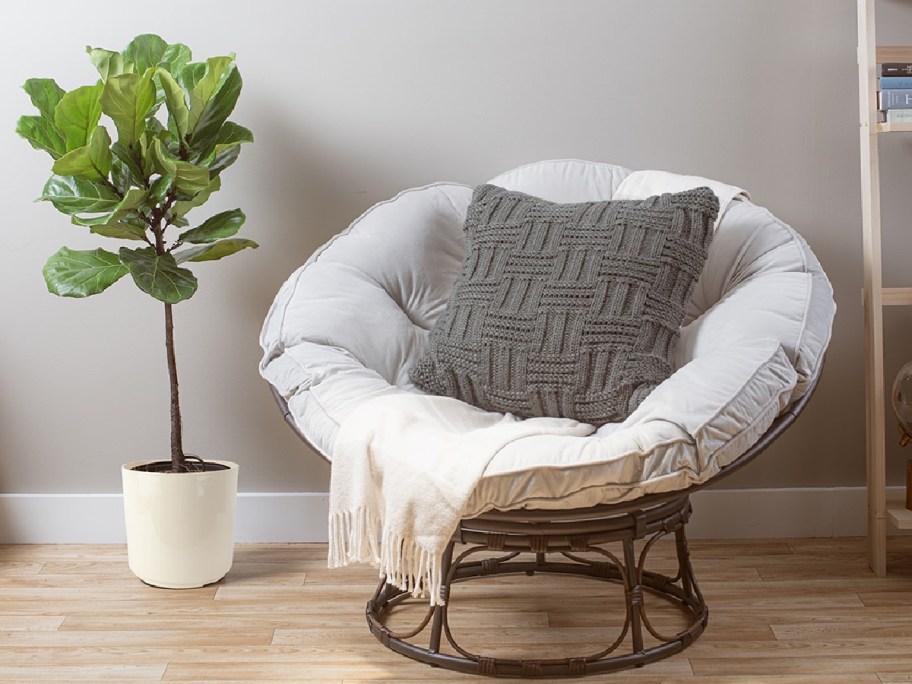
[[176, 62, 206, 96], [171, 176, 220, 219], [16, 115, 66, 159], [54, 82, 103, 152], [71, 213, 115, 227], [43, 246, 128, 297], [173, 238, 257, 264], [188, 66, 242, 157], [156, 69, 189, 141], [199, 120, 251, 169], [90, 221, 147, 241], [149, 174, 173, 203], [40, 174, 120, 215], [73, 188, 149, 233], [23, 78, 65, 121], [179, 209, 245, 244], [123, 34, 167, 74], [112, 187, 149, 215], [51, 126, 113, 182], [215, 121, 253, 146], [209, 144, 241, 176], [138, 134, 157, 179], [119, 247, 198, 303], [187, 57, 233, 133], [17, 79, 67, 158], [111, 157, 132, 193], [146, 117, 168, 138], [86, 48, 134, 80], [150, 136, 177, 177], [111, 142, 144, 181], [159, 43, 192, 74], [75, 188, 149, 229], [100, 71, 156, 146], [173, 161, 209, 195]]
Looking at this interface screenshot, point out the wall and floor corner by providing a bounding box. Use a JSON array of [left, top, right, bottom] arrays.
[[0, 487, 896, 544], [0, 0, 907, 544]]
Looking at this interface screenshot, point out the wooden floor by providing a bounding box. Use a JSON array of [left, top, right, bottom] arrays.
[[3, 538, 912, 682]]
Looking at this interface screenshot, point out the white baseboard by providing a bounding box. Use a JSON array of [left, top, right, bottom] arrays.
[[0, 492, 329, 544], [687, 486, 872, 538], [0, 487, 896, 544]]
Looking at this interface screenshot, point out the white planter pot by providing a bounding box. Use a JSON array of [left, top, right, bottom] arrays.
[[122, 459, 238, 589]]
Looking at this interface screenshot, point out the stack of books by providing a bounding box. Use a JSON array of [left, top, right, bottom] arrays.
[[878, 63, 912, 124]]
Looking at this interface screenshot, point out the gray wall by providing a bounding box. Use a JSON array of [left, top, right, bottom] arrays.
[[0, 1, 899, 499]]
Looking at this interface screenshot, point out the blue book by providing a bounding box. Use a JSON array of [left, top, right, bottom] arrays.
[[881, 76, 912, 89], [879, 89, 912, 109]]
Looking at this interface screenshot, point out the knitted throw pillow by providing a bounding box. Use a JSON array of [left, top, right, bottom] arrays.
[[409, 183, 719, 425]]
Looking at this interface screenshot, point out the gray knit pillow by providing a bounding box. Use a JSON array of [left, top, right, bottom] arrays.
[[409, 183, 719, 425]]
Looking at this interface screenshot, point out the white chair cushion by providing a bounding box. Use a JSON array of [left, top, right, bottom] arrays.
[[259, 160, 835, 508]]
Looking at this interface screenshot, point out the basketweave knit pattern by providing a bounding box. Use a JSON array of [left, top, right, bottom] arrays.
[[409, 183, 719, 425]]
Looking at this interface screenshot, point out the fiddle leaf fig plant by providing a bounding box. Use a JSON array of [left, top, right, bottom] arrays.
[[16, 34, 256, 473]]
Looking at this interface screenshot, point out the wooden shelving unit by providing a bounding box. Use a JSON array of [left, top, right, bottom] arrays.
[[857, 2, 912, 575]]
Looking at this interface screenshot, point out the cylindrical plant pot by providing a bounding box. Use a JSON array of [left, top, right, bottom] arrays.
[[122, 460, 238, 589]]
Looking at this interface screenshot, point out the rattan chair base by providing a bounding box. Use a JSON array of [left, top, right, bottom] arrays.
[[365, 495, 707, 678]]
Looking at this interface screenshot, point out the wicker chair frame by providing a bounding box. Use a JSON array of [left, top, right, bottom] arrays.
[[270, 372, 819, 677]]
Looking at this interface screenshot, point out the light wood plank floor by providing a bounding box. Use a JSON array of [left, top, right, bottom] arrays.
[[2, 537, 912, 682]]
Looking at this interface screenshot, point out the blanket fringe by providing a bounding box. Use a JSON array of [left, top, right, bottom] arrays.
[[328, 506, 381, 568], [329, 506, 446, 606]]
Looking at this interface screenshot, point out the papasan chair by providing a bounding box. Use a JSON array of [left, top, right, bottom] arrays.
[[259, 159, 834, 677]]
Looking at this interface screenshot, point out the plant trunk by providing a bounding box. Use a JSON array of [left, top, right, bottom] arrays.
[[164, 302, 184, 472]]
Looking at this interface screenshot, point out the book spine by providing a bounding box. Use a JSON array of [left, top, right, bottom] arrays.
[[882, 63, 912, 76], [886, 109, 912, 122], [880, 76, 912, 89], [879, 89, 912, 109]]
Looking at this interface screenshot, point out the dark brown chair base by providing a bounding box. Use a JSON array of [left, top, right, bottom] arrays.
[[365, 494, 706, 678]]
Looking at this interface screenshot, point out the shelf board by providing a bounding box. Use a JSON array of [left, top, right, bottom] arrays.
[[861, 287, 912, 305], [887, 492, 912, 529], [878, 45, 912, 63], [877, 121, 912, 133], [882, 287, 912, 305]]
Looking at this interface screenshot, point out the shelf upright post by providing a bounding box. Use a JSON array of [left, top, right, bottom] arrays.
[[857, 0, 888, 576]]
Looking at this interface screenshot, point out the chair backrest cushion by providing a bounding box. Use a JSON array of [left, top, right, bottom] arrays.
[[259, 160, 835, 461]]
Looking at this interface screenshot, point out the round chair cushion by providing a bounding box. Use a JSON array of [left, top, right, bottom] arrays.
[[260, 160, 835, 512]]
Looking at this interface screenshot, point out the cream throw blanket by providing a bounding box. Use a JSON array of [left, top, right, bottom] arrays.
[[329, 394, 591, 605], [328, 170, 747, 605]]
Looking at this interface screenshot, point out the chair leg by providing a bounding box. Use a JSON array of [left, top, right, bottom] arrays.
[[674, 523, 706, 623], [622, 537, 645, 656], [428, 541, 455, 654]]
